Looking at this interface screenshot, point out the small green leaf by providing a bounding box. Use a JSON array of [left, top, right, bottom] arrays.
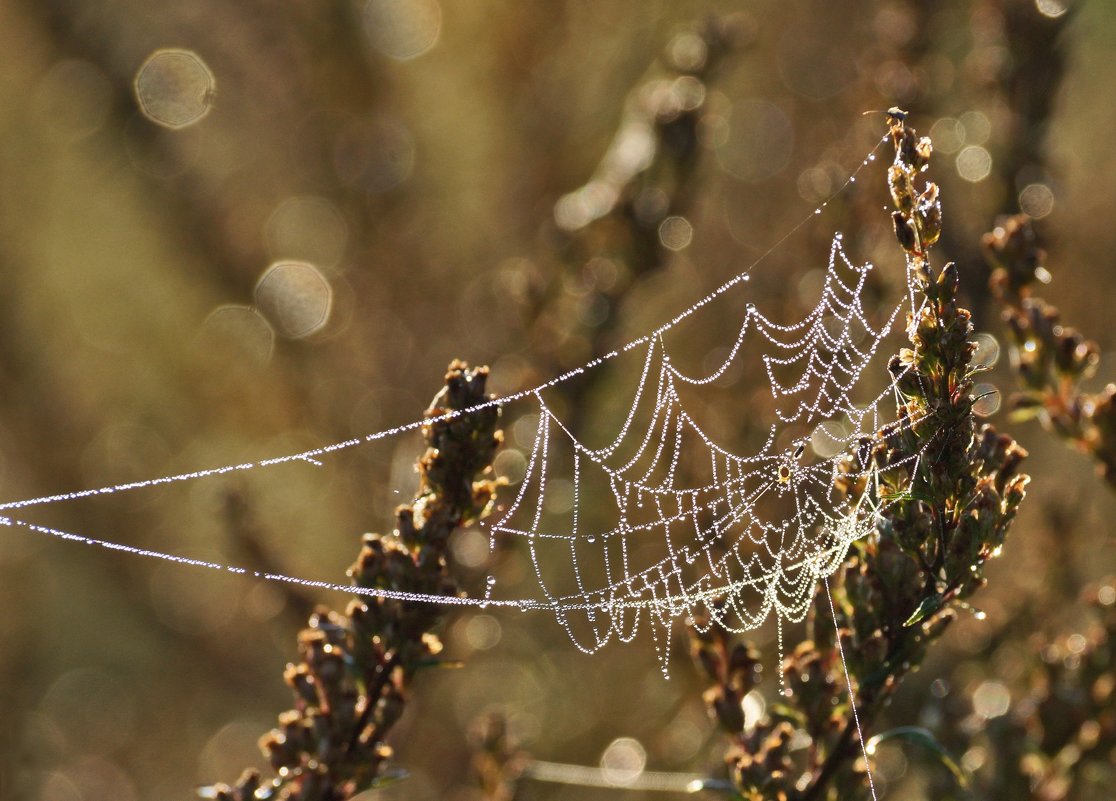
[[867, 726, 968, 788], [904, 594, 943, 627]]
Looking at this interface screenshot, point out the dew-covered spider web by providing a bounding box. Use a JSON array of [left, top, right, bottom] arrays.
[[487, 229, 924, 670], [0, 131, 932, 684]]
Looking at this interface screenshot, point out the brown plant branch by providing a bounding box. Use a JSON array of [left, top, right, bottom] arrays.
[[983, 214, 1116, 488], [689, 111, 1030, 801], [203, 360, 502, 801]]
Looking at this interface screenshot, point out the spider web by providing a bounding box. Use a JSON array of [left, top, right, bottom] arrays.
[[484, 232, 924, 671], [0, 134, 930, 674]]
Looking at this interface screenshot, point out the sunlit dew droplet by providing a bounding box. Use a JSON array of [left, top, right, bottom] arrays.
[[956, 145, 992, 183], [659, 215, 694, 251], [1019, 183, 1055, 219], [364, 0, 442, 61], [134, 49, 215, 129], [600, 737, 647, 787], [254, 261, 333, 339], [201, 305, 274, 365], [972, 383, 1002, 417], [971, 332, 1001, 370]]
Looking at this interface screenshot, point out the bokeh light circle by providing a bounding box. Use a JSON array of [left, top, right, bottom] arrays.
[[716, 99, 794, 183], [956, 145, 992, 183], [254, 262, 333, 339], [134, 49, 215, 129], [659, 215, 693, 251], [334, 117, 415, 193], [1019, 183, 1055, 219], [600, 737, 647, 787], [201, 305, 275, 364], [265, 195, 348, 268], [971, 332, 1001, 370], [972, 383, 1002, 417], [364, 0, 442, 61]]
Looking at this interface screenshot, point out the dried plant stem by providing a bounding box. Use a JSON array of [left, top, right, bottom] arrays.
[[206, 360, 502, 801], [984, 214, 1116, 488], [690, 112, 1029, 801]]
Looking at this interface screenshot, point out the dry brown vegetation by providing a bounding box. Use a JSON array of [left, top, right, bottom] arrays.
[[3, 2, 1116, 800]]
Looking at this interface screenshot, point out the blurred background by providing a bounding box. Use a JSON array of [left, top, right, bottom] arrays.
[[1, 0, 1115, 799]]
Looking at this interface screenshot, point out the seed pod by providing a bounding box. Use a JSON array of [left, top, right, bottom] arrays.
[[938, 262, 959, 295], [915, 136, 933, 171], [889, 165, 915, 213], [897, 126, 919, 167], [892, 211, 918, 253], [917, 184, 943, 247]]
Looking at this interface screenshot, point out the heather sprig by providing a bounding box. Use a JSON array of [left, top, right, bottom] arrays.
[[690, 112, 1029, 801], [204, 361, 502, 801], [927, 577, 1116, 801], [983, 214, 1116, 487]]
